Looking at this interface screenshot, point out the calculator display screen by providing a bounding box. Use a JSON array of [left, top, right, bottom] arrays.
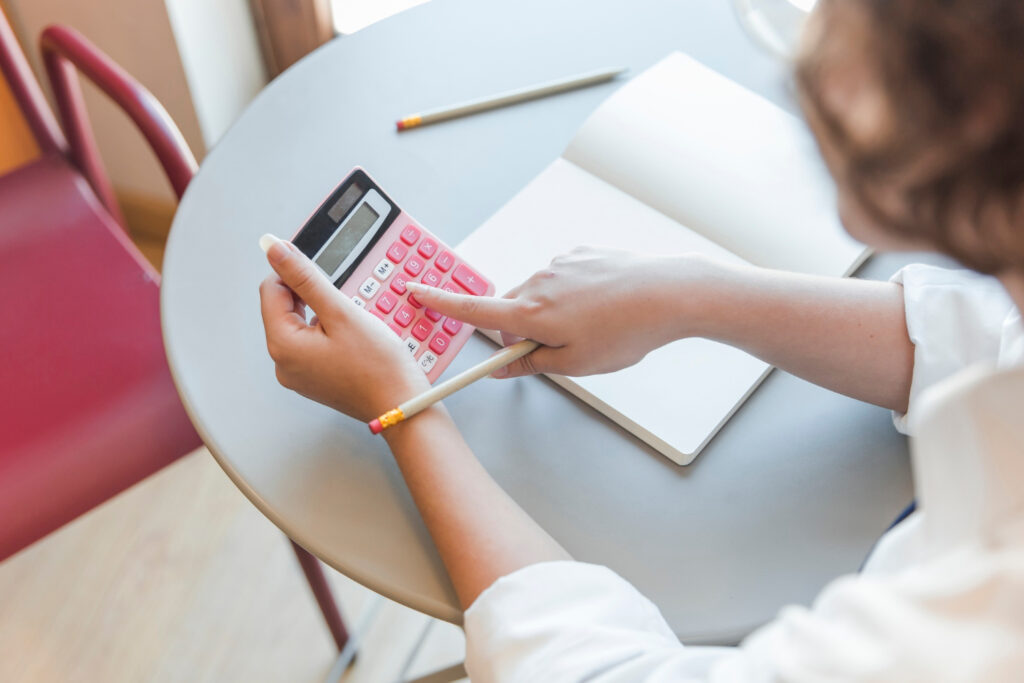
[[327, 183, 364, 223], [315, 203, 380, 274]]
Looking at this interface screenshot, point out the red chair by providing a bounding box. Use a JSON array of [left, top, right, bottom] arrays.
[[0, 11, 353, 662]]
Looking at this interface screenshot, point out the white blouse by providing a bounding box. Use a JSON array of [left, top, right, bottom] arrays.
[[464, 264, 1024, 682]]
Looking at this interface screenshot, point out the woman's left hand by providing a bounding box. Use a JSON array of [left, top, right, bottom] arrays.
[[258, 236, 430, 422]]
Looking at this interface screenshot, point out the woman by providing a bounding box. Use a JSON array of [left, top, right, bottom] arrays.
[[259, 0, 1024, 679]]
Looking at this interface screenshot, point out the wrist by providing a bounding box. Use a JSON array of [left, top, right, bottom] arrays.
[[650, 253, 748, 341], [369, 368, 431, 420], [381, 402, 455, 453]]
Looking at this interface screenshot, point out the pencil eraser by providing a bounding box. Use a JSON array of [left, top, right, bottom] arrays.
[[368, 418, 383, 434], [395, 120, 405, 132]]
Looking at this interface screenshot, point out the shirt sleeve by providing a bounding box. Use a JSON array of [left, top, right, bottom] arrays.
[[463, 556, 1024, 682], [462, 561, 737, 682], [890, 264, 1015, 434]]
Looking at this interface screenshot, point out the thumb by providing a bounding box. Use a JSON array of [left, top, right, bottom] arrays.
[[261, 234, 341, 319], [406, 282, 522, 333]]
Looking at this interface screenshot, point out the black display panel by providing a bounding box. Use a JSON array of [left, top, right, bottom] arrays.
[[291, 169, 401, 288], [327, 183, 364, 223], [315, 203, 380, 274]]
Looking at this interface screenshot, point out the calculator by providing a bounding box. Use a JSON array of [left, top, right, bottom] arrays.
[[291, 168, 495, 382]]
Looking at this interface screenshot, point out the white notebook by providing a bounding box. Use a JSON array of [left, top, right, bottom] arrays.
[[457, 53, 868, 464]]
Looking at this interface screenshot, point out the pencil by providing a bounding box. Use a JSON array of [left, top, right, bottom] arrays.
[[368, 339, 541, 434], [395, 66, 627, 131]]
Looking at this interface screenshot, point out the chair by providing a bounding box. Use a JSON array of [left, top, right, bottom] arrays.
[[0, 10, 353, 664]]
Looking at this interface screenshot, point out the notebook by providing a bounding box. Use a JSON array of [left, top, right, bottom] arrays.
[[456, 52, 869, 465]]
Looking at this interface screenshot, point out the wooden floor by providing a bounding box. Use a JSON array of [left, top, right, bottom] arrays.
[[0, 448, 469, 682], [0, 232, 468, 682]]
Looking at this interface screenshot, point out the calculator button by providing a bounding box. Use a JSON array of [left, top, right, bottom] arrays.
[[358, 278, 381, 299], [373, 259, 394, 280], [407, 292, 423, 308], [421, 268, 442, 288], [404, 257, 425, 277], [400, 225, 421, 245], [393, 304, 415, 327], [442, 317, 463, 335], [424, 308, 442, 322], [404, 338, 420, 355], [429, 332, 451, 355], [375, 292, 398, 314], [452, 264, 487, 295], [411, 319, 433, 341], [440, 281, 459, 295], [390, 274, 408, 295], [434, 251, 455, 272], [351, 296, 366, 309], [419, 351, 438, 373], [386, 241, 408, 263], [417, 238, 438, 259]]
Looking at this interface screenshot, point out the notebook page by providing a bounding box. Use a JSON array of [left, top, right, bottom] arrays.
[[563, 52, 867, 276], [458, 158, 770, 463]]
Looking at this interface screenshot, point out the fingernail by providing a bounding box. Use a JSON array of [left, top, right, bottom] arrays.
[[261, 234, 288, 265], [405, 282, 425, 292], [259, 233, 281, 253]]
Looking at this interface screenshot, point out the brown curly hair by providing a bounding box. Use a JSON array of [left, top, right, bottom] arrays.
[[795, 0, 1024, 273]]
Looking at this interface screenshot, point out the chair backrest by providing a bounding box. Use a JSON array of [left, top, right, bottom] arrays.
[[0, 6, 65, 158], [2, 10, 198, 226]]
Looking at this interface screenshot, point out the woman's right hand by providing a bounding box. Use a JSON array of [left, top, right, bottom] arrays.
[[407, 246, 717, 378]]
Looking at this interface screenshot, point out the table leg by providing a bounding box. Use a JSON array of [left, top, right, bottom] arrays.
[[290, 539, 351, 651]]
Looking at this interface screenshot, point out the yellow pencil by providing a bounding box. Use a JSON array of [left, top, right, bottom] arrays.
[[368, 339, 541, 433], [396, 67, 626, 131]]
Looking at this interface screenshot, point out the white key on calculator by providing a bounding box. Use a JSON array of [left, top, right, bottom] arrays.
[[372, 259, 393, 280], [419, 351, 438, 373], [358, 277, 380, 299]]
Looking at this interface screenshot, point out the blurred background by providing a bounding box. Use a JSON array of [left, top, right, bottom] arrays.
[[0, 0, 425, 269]]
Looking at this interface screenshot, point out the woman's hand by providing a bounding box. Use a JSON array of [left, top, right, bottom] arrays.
[[258, 236, 429, 421], [407, 246, 715, 378]]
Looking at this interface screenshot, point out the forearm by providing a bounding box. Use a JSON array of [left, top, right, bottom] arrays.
[[668, 256, 914, 413], [383, 404, 570, 609]]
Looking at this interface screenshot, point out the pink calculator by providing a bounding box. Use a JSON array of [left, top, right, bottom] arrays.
[[291, 167, 495, 382]]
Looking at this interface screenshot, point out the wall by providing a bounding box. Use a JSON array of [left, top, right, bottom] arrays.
[[3, 0, 206, 204], [0, 70, 38, 174], [164, 0, 267, 148]]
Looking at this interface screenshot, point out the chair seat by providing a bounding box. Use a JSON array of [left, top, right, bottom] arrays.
[[0, 156, 201, 560]]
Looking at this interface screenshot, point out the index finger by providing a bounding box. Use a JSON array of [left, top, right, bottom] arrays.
[[259, 273, 309, 339], [406, 282, 525, 333]]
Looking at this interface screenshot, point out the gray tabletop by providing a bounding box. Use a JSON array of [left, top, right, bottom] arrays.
[[162, 0, 914, 644]]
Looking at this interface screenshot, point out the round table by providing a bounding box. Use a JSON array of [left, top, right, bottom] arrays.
[[162, 0, 913, 644]]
